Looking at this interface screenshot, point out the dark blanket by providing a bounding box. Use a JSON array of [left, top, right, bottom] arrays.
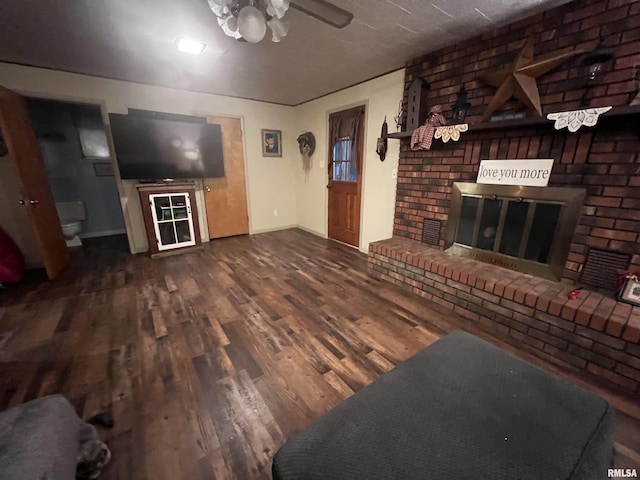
[[272, 331, 614, 480]]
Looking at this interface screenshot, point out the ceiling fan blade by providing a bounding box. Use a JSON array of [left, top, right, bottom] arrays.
[[290, 0, 353, 29]]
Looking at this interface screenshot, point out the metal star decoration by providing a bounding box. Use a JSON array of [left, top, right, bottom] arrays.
[[479, 37, 587, 122]]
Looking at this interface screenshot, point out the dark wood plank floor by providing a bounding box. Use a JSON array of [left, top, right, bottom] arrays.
[[0, 229, 638, 479]]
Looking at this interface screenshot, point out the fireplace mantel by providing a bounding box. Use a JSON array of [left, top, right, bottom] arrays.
[[385, 104, 640, 139]]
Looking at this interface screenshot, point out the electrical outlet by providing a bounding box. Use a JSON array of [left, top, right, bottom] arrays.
[[273, 209, 278, 217], [392, 168, 398, 180]]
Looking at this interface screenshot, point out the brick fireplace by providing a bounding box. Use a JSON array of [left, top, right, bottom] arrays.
[[368, 0, 640, 392]]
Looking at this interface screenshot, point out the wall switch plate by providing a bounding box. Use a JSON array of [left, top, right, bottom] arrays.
[[319, 160, 325, 168], [273, 210, 278, 217], [392, 168, 398, 180]]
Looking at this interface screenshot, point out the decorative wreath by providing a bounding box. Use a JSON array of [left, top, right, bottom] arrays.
[[297, 132, 316, 158]]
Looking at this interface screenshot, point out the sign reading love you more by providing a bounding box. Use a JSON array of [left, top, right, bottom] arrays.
[[476, 159, 554, 187]]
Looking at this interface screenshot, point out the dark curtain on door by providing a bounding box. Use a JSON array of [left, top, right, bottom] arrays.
[[328, 105, 365, 177]]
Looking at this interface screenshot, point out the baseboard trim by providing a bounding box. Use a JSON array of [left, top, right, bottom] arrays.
[[250, 224, 298, 235], [294, 225, 326, 238], [80, 229, 126, 239]]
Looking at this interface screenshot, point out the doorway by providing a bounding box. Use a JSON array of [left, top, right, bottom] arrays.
[[327, 105, 365, 247], [25, 98, 125, 241]]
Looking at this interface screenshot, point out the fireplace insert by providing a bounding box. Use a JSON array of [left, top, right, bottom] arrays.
[[444, 183, 586, 280]]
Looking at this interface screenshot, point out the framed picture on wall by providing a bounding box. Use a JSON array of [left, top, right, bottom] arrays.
[[262, 129, 282, 157], [619, 276, 640, 306], [93, 162, 114, 177]]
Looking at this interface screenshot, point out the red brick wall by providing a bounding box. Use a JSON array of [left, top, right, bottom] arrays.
[[368, 237, 640, 392], [393, 0, 640, 281]]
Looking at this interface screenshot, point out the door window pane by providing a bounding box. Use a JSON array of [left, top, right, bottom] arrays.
[[524, 203, 562, 264], [499, 201, 530, 257], [172, 195, 187, 207], [175, 220, 192, 243], [332, 138, 357, 182], [455, 196, 479, 246], [173, 206, 188, 219], [159, 222, 176, 245], [171, 195, 188, 218], [155, 196, 172, 221]]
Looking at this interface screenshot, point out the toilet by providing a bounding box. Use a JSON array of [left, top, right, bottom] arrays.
[[55, 201, 87, 247]]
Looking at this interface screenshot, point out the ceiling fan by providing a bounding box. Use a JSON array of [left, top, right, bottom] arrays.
[[208, 0, 354, 43]]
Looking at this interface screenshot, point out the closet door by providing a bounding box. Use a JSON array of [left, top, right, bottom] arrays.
[[203, 116, 249, 239]]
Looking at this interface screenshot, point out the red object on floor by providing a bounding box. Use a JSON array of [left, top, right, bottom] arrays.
[[568, 288, 582, 300], [0, 228, 25, 283]]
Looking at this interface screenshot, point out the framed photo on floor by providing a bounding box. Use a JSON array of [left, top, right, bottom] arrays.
[[618, 276, 640, 306], [262, 129, 282, 157]]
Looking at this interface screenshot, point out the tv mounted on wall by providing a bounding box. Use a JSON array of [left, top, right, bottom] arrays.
[[109, 113, 225, 180]]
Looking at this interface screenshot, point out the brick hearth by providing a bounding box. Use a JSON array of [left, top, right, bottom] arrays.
[[368, 238, 640, 392]]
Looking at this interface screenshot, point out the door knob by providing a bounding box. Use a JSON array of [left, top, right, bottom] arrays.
[[206, 187, 211, 192]]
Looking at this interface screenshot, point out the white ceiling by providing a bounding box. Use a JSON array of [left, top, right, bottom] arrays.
[[0, 0, 572, 106]]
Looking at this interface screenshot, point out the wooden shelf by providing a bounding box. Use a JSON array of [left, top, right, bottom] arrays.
[[384, 104, 640, 140], [385, 131, 413, 139]]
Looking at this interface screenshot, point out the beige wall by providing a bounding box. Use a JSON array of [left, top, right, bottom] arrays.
[[0, 62, 297, 253], [0, 63, 404, 256], [293, 70, 404, 253]]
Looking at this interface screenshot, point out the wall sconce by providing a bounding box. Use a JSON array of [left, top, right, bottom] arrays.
[[451, 86, 471, 124], [580, 41, 614, 107]]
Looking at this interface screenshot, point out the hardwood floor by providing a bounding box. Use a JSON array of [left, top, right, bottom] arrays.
[[0, 228, 638, 479]]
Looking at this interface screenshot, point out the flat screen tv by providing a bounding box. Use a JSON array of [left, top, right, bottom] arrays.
[[109, 113, 225, 180]]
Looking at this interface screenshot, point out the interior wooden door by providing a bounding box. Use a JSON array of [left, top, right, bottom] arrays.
[[0, 84, 68, 279], [203, 116, 249, 239], [327, 108, 364, 247]]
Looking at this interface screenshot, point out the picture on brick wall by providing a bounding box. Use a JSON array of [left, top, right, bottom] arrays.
[[619, 276, 640, 307]]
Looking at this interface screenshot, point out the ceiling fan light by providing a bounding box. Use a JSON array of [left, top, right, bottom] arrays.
[[226, 16, 238, 32], [217, 16, 242, 38], [268, 18, 288, 38], [237, 6, 267, 43]]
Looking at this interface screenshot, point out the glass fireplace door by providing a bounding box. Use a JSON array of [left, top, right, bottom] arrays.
[[445, 183, 586, 280]]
